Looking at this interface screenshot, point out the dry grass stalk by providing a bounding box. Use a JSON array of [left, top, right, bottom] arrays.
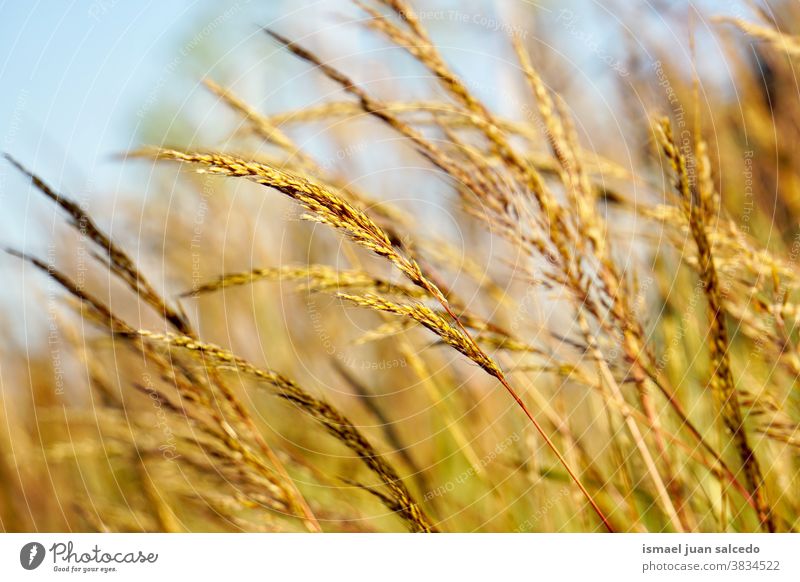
[[7, 250, 322, 528], [509, 36, 693, 529], [129, 329, 436, 533], [715, 16, 800, 57], [135, 147, 614, 530], [655, 118, 774, 532], [182, 264, 425, 299], [4, 154, 192, 335]]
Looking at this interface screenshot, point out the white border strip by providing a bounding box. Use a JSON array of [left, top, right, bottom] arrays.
[[1, 533, 798, 581]]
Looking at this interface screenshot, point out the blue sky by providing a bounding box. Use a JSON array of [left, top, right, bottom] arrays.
[[0, 1, 206, 178]]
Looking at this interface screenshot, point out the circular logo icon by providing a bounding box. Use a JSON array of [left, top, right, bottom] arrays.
[[20, 542, 46, 570]]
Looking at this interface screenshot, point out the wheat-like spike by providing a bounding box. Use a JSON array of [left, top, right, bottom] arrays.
[[715, 16, 800, 57], [473, 334, 546, 355], [553, 93, 606, 255], [130, 330, 436, 533], [515, 40, 691, 527], [262, 28, 508, 212], [203, 78, 317, 169], [204, 78, 414, 235], [332, 361, 429, 493], [338, 293, 501, 374], [8, 247, 324, 531], [134, 148, 432, 284], [357, 5, 569, 234], [336, 291, 618, 531], [182, 264, 426, 299], [5, 250, 317, 521], [365, 0, 500, 138], [374, 0, 432, 40], [655, 118, 775, 532], [264, 99, 636, 181], [353, 318, 414, 345], [4, 154, 193, 335]]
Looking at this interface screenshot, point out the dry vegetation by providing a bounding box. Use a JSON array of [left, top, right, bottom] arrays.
[[2, 0, 799, 532]]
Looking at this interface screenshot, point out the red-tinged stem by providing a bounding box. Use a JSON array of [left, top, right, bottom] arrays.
[[434, 291, 615, 532]]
